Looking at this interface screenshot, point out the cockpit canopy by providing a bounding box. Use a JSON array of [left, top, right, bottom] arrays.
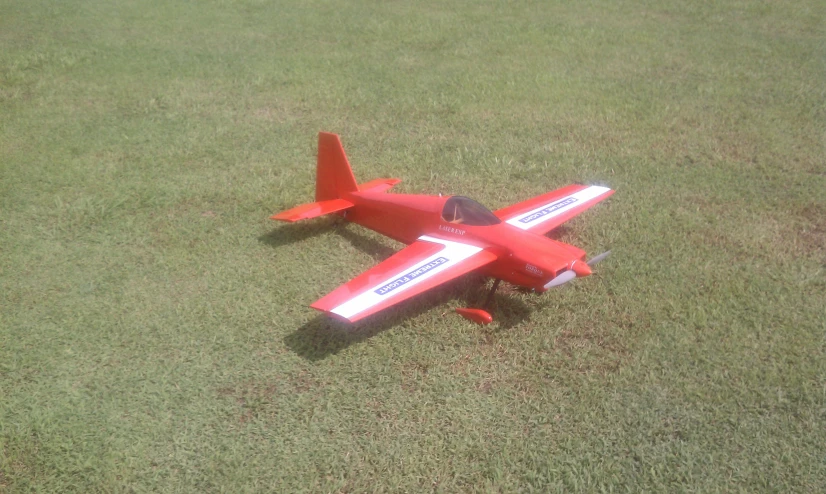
[[441, 196, 502, 226]]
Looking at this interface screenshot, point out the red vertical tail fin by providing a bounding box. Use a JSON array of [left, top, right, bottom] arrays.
[[315, 132, 358, 201], [271, 132, 403, 222]]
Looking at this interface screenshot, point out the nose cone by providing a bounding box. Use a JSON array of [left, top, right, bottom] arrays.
[[571, 260, 592, 277]]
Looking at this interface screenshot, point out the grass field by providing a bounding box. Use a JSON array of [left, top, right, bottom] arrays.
[[2, 0, 824, 491]]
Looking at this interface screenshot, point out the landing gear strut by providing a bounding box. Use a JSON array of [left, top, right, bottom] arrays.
[[482, 279, 501, 310], [455, 278, 501, 325]]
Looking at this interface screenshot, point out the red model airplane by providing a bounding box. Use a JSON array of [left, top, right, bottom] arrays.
[[272, 133, 614, 325]]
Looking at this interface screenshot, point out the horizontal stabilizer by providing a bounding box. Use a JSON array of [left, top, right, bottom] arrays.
[[270, 198, 354, 222], [358, 178, 402, 193]]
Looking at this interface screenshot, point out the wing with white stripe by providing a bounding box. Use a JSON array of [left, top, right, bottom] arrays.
[[495, 184, 613, 235], [311, 236, 497, 323]]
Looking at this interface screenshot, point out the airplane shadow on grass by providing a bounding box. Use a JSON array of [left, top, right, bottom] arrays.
[[257, 216, 339, 248], [283, 278, 535, 361], [260, 221, 536, 361]]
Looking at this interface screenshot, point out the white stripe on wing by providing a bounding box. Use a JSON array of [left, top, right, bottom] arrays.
[[505, 186, 611, 230], [330, 235, 483, 319]]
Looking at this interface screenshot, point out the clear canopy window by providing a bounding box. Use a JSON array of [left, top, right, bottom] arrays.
[[441, 196, 502, 226]]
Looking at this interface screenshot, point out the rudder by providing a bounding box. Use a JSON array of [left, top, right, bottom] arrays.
[[315, 132, 358, 201]]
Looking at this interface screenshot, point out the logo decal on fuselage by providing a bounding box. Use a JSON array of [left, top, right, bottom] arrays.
[[439, 224, 466, 236], [519, 197, 578, 224], [374, 257, 449, 295], [525, 263, 543, 277]]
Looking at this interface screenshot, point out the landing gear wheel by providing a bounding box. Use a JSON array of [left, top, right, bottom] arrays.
[[455, 279, 501, 325], [455, 308, 493, 325]]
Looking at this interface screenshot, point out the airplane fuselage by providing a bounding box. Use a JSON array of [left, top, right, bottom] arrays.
[[339, 189, 588, 292]]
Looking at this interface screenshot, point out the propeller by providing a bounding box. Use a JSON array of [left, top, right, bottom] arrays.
[[543, 270, 576, 289], [543, 250, 611, 289], [587, 250, 611, 266]]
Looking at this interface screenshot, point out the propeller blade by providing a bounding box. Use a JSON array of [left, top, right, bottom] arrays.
[[544, 270, 577, 289], [587, 250, 611, 266]]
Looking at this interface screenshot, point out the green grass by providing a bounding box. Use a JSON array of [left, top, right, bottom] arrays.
[[2, 0, 824, 491]]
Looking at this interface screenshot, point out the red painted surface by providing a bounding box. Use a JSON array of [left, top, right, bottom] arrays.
[[455, 308, 494, 325], [311, 244, 497, 322], [272, 132, 614, 323], [270, 198, 353, 222]]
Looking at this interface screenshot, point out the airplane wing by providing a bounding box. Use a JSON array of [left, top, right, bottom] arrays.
[[311, 235, 497, 322], [495, 184, 613, 235]]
